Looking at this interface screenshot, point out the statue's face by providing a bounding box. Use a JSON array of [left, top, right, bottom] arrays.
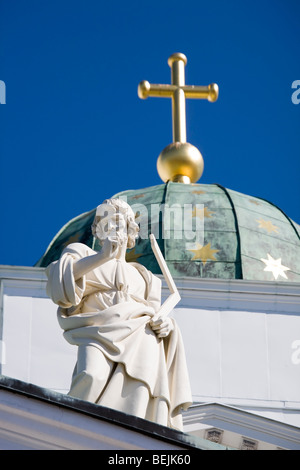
[[94, 204, 127, 242]]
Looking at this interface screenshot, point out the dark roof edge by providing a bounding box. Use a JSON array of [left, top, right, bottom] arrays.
[[214, 184, 243, 279], [0, 375, 201, 450]]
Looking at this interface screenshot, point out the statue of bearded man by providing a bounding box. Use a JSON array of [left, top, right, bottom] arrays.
[[46, 198, 192, 430]]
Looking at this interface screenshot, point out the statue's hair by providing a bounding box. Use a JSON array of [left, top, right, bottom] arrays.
[[91, 198, 139, 249]]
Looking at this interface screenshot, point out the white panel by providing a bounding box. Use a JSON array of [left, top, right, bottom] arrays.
[[172, 308, 221, 398], [2, 296, 32, 382], [175, 305, 300, 407], [2, 295, 76, 393], [220, 310, 269, 400], [30, 297, 76, 391]]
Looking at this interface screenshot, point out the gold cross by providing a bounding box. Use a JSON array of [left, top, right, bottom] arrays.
[[138, 53, 218, 144]]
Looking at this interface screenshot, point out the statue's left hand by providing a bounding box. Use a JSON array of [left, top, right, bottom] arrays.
[[149, 316, 174, 338]]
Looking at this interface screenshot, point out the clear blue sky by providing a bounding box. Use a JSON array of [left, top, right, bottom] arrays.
[[0, 0, 299, 267]]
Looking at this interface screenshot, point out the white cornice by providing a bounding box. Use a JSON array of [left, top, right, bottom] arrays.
[[0, 265, 48, 298], [159, 275, 300, 312], [183, 402, 300, 450], [1, 265, 300, 311]]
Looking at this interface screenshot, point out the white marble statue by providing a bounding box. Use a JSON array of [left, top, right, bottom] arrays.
[[46, 198, 192, 430]]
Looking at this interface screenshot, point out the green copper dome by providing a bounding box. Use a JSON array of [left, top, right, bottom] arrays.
[[36, 182, 300, 283]]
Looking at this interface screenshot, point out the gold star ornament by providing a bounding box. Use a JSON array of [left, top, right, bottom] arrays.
[[192, 190, 206, 195], [62, 233, 81, 248], [192, 206, 215, 219], [126, 247, 143, 263], [261, 253, 290, 280], [256, 218, 279, 233], [188, 242, 220, 265], [249, 199, 261, 206]]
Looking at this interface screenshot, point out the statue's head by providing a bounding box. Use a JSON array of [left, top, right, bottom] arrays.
[[92, 198, 139, 249]]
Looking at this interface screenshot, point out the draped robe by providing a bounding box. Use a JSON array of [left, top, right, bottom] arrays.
[[46, 242, 192, 430]]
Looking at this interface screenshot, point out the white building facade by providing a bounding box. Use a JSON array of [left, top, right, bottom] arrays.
[[1, 265, 299, 450]]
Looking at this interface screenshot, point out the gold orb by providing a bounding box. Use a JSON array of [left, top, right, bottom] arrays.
[[157, 142, 204, 184]]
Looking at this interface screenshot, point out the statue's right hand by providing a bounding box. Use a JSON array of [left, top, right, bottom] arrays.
[[100, 236, 119, 260]]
